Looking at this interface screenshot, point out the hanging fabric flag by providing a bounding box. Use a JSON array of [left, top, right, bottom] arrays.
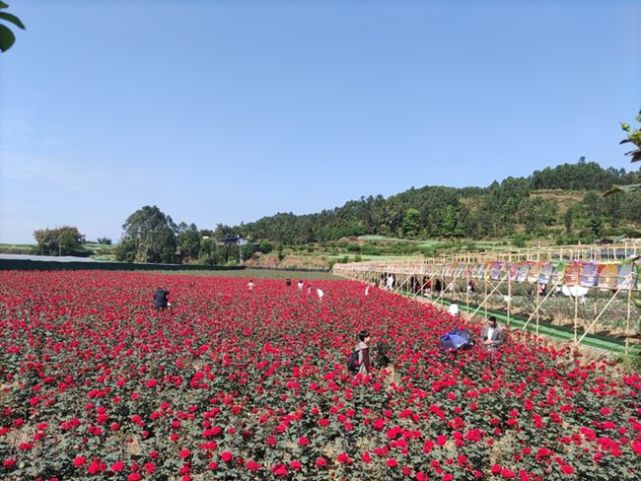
[[539, 263, 553, 285], [527, 261, 542, 283], [516, 263, 530, 282], [580, 263, 598, 287], [490, 261, 503, 281], [550, 262, 567, 285], [616, 264, 633, 290], [597, 264, 618, 290], [564, 262, 581, 286]]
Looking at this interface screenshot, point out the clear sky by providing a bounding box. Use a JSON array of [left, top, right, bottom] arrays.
[[1, 0, 640, 244]]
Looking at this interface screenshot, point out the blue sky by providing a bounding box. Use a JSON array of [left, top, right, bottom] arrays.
[[1, 0, 640, 243]]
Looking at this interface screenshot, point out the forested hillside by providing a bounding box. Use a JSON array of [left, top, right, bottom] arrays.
[[236, 160, 641, 244]]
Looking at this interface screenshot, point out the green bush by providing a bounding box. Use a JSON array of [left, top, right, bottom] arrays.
[[512, 233, 527, 248]]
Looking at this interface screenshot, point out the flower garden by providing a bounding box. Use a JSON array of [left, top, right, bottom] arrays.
[[1, 271, 640, 481]]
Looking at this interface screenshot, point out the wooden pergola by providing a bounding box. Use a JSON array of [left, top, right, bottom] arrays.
[[333, 242, 641, 359]]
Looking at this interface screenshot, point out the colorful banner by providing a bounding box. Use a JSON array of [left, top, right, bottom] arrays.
[[516, 264, 530, 282], [490, 262, 503, 281], [597, 264, 618, 290], [538, 263, 553, 285], [617, 264, 633, 290], [580, 263, 598, 287], [564, 262, 581, 286]]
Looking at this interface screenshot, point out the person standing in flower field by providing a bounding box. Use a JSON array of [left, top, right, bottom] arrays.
[[480, 315, 505, 350], [247, 280, 255, 291], [355, 330, 371, 375], [316, 287, 324, 301]]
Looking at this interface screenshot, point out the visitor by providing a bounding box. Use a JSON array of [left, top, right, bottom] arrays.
[[447, 303, 460, 317], [297, 280, 304, 291], [480, 316, 505, 350], [354, 330, 371, 375], [153, 287, 170, 310], [316, 287, 324, 301], [286, 277, 292, 287], [467, 280, 476, 294], [386, 274, 395, 291], [247, 280, 255, 291]]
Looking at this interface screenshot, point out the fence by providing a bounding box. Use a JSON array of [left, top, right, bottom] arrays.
[[333, 242, 641, 358]]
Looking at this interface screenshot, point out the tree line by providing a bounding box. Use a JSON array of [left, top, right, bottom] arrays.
[[236, 159, 641, 244], [31, 159, 641, 263]]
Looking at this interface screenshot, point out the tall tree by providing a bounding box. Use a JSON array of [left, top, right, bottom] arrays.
[[34, 226, 86, 256], [116, 206, 177, 263]]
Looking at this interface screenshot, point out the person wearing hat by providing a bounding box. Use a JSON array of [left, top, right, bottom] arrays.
[[354, 330, 371, 375]]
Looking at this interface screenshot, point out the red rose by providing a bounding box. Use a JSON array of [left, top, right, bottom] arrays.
[[337, 452, 351, 464], [73, 456, 86, 468], [315, 457, 328, 467], [221, 451, 233, 463]]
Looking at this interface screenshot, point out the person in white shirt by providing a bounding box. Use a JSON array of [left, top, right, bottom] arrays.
[[247, 280, 255, 291], [297, 280, 304, 291], [447, 303, 460, 317], [386, 274, 395, 290], [316, 288, 324, 301]]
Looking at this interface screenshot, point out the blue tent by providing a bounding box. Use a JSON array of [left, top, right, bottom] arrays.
[[440, 328, 474, 351]]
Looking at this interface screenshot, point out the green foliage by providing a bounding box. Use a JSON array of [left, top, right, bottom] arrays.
[[116, 205, 177, 263], [620, 111, 641, 163], [518, 197, 559, 234], [511, 233, 527, 248], [0, 2, 25, 53], [234, 159, 641, 245], [240, 242, 255, 261], [402, 208, 421, 237], [176, 222, 201, 261], [95, 237, 112, 245], [258, 239, 273, 254], [33, 226, 87, 256]]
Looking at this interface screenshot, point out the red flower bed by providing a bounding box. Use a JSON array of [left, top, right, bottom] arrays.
[[0, 271, 639, 480]]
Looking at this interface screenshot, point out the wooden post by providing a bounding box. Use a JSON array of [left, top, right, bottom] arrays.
[[626, 281, 633, 360], [507, 253, 512, 326], [484, 271, 488, 320], [573, 290, 579, 343]]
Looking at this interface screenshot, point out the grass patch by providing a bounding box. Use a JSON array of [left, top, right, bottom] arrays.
[[150, 268, 338, 280]]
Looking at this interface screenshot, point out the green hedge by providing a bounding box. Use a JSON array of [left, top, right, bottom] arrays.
[[0, 259, 244, 272]]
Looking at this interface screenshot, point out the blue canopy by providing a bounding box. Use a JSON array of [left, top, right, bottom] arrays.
[[440, 328, 473, 351]]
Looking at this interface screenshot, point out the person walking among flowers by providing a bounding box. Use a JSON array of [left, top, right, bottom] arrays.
[[354, 330, 371, 375]]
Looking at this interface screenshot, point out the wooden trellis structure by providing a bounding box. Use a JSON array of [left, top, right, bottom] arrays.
[[333, 242, 641, 358]]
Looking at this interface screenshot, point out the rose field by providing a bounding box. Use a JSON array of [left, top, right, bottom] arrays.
[[1, 271, 640, 481]]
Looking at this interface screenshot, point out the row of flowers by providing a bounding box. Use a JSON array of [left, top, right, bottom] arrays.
[[0, 270, 640, 480]]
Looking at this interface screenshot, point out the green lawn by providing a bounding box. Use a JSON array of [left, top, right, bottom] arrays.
[[151, 268, 338, 280]]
